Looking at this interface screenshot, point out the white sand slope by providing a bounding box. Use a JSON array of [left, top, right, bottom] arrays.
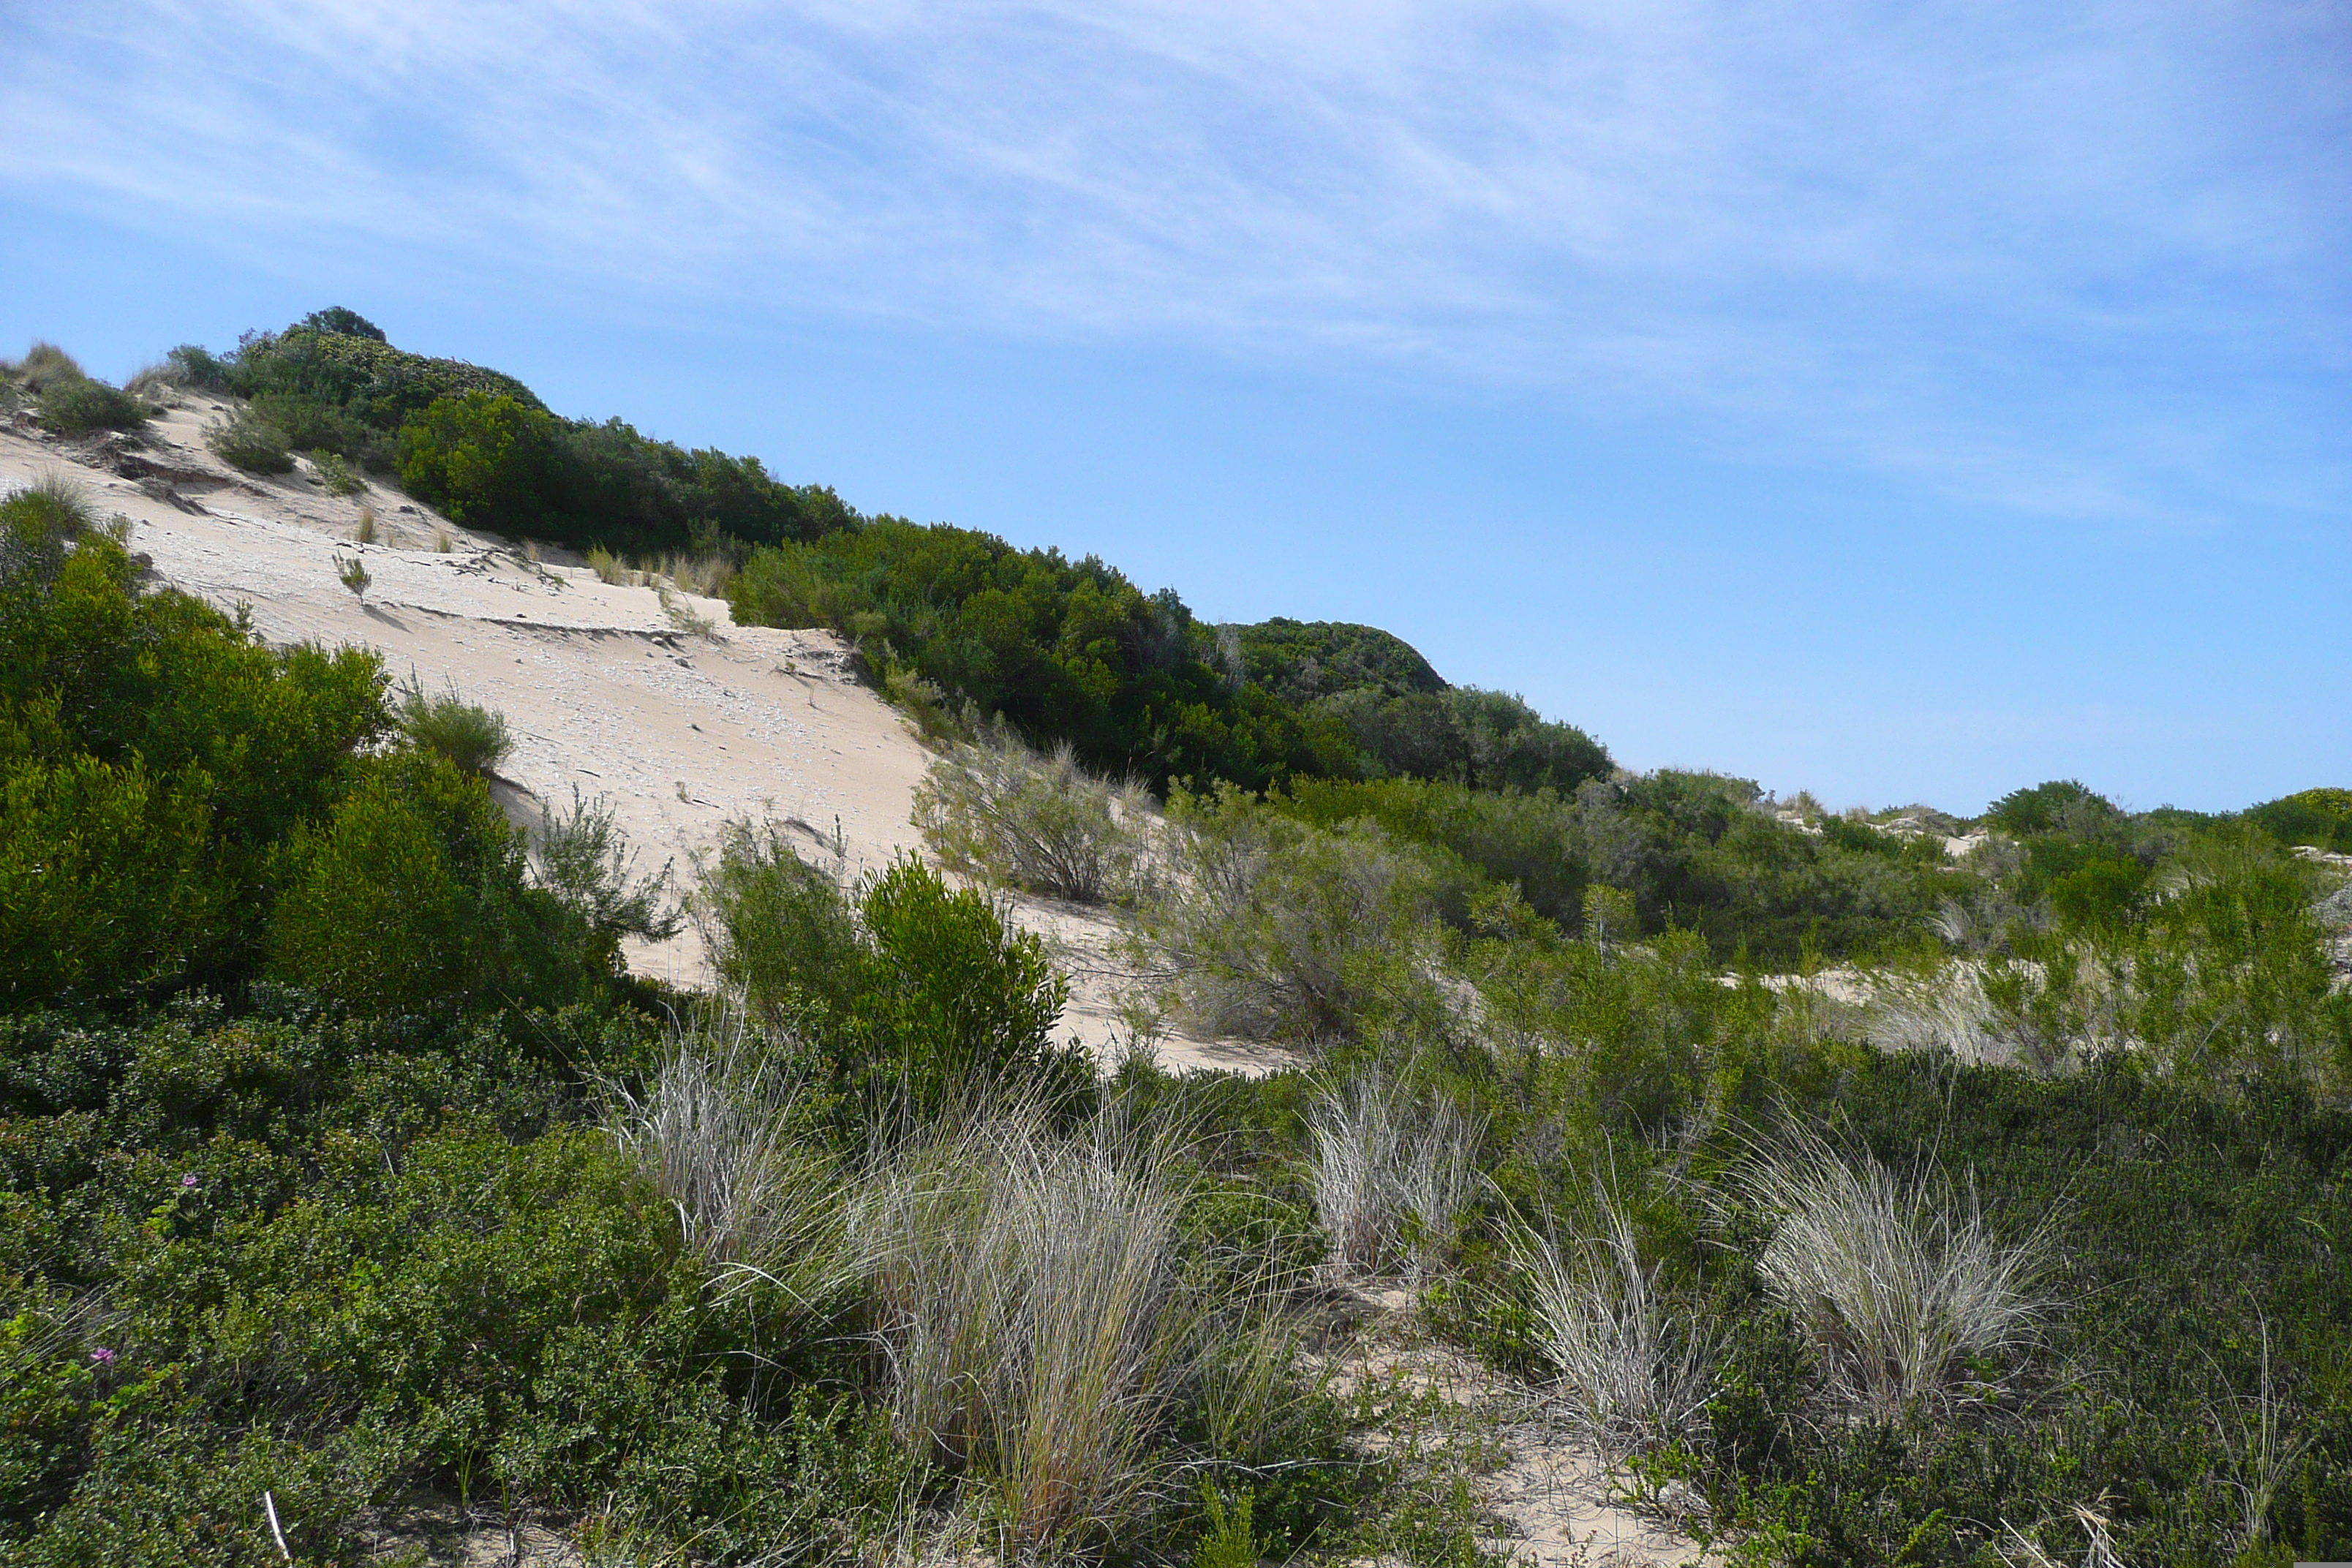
[[1, 396, 1296, 1076]]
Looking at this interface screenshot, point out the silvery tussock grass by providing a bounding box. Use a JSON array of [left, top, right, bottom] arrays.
[[1731, 1126, 2051, 1418], [1502, 1185, 1719, 1457]]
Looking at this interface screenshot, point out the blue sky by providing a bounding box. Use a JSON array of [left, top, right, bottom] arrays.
[[3, 1, 2345, 813]]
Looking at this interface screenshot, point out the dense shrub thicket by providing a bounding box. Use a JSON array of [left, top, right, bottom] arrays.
[[169, 309, 855, 553], [0, 479, 643, 1016]]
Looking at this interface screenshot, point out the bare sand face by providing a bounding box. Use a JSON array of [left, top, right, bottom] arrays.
[[0, 396, 1297, 1076]]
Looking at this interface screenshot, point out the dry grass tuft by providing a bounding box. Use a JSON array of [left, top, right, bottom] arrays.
[[586, 543, 636, 586], [1304, 1071, 1482, 1281], [1730, 1126, 2051, 1417], [855, 1108, 1212, 1550], [606, 1022, 853, 1312], [1503, 1183, 1718, 1457]]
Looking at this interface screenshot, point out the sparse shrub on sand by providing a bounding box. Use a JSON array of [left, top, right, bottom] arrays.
[[535, 785, 682, 974], [312, 449, 366, 496], [914, 725, 1149, 904], [205, 402, 295, 472], [1128, 783, 1455, 1041], [36, 374, 150, 437], [396, 676, 512, 777]]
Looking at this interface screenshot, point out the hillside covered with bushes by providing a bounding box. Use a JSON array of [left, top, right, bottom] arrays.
[[4, 322, 2352, 1567]]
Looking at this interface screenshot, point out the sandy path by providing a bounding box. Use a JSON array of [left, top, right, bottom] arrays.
[[1, 399, 1295, 1076]]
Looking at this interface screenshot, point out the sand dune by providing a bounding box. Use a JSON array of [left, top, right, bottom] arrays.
[[1, 396, 1296, 1077]]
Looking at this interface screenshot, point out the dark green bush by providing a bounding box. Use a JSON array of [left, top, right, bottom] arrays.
[[266, 750, 584, 1015], [701, 826, 1074, 1113], [2247, 786, 2352, 853], [1227, 617, 1446, 705], [1, 502, 388, 1003], [730, 521, 1359, 789], [1670, 1054, 2352, 1564], [36, 377, 148, 436], [1985, 777, 2120, 835], [394, 391, 563, 531], [162, 344, 230, 391]]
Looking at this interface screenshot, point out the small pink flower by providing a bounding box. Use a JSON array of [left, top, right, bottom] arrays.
[[89, 1347, 115, 1365], [179, 1174, 199, 1188]]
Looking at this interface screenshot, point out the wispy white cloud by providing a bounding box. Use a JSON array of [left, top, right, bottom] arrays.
[[3, 0, 2343, 518]]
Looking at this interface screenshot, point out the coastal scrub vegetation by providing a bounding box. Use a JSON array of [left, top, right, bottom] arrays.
[[8, 306, 2352, 1566]]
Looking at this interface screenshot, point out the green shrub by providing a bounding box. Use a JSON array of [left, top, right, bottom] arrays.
[[162, 344, 231, 391], [0, 752, 224, 1007], [1274, 774, 1589, 927], [307, 449, 366, 496], [36, 377, 148, 436], [202, 404, 293, 474], [2246, 786, 2352, 853], [395, 391, 562, 531], [1310, 684, 1612, 793], [1, 505, 390, 1002], [699, 826, 1074, 1112], [0, 475, 93, 588], [266, 750, 581, 1014], [1226, 617, 1446, 706], [729, 521, 1358, 791], [394, 676, 510, 776], [1986, 778, 2120, 835]]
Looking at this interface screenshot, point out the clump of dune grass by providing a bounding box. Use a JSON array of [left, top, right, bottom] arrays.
[[1996, 1507, 2134, 1568], [913, 725, 1149, 905], [1304, 1071, 1482, 1281], [4, 342, 87, 395], [396, 676, 511, 777], [353, 503, 379, 545], [433, 526, 454, 554], [586, 543, 636, 586], [657, 550, 734, 598], [1502, 1183, 1719, 1457], [606, 1022, 853, 1311], [854, 1109, 1224, 1550], [1730, 1126, 2051, 1417]]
